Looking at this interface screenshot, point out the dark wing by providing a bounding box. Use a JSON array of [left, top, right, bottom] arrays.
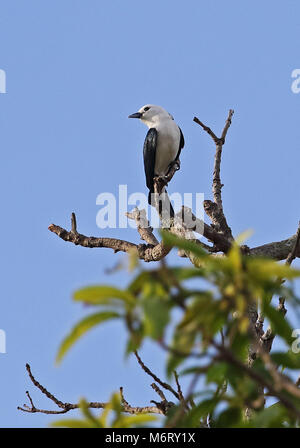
[[175, 126, 185, 161], [143, 128, 157, 194]]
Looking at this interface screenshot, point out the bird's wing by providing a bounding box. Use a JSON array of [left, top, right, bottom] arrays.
[[143, 128, 157, 193], [175, 126, 185, 161]]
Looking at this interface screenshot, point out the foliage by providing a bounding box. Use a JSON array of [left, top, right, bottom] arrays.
[[55, 234, 300, 428]]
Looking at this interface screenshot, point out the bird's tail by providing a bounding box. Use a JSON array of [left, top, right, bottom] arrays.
[[148, 188, 174, 219], [148, 189, 154, 207]]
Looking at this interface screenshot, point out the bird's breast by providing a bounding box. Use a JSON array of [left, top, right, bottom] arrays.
[[154, 123, 180, 176]]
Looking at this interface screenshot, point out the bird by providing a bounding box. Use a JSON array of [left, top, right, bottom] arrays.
[[128, 104, 184, 209]]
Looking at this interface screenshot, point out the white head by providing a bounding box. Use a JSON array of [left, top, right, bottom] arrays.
[[128, 104, 174, 128]]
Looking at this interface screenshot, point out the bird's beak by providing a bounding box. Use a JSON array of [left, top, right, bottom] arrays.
[[128, 112, 142, 119]]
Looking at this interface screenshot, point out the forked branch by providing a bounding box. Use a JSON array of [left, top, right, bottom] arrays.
[[18, 353, 186, 417]]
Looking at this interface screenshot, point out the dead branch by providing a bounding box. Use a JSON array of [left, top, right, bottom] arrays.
[[249, 233, 300, 261], [48, 214, 171, 263], [174, 371, 189, 411], [18, 363, 169, 416], [119, 387, 165, 415], [134, 351, 180, 401], [194, 110, 234, 240], [125, 208, 159, 246], [286, 221, 300, 266]]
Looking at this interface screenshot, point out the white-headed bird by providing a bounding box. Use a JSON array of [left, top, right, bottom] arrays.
[[129, 104, 184, 207]]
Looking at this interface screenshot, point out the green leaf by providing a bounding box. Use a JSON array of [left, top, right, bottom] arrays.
[[214, 407, 242, 428], [51, 419, 94, 428], [169, 267, 205, 281], [125, 327, 144, 355], [230, 332, 250, 361], [245, 403, 288, 428], [73, 285, 135, 307], [206, 363, 228, 385], [247, 259, 300, 282], [184, 398, 218, 427], [142, 296, 170, 340], [167, 321, 198, 377], [113, 414, 157, 428], [128, 271, 151, 295], [227, 242, 242, 273], [79, 398, 103, 428], [56, 311, 120, 364], [262, 302, 294, 345], [180, 365, 209, 376], [161, 231, 207, 258], [271, 351, 300, 369], [234, 230, 253, 245]]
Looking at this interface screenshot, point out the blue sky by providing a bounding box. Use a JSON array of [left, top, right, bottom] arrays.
[[0, 0, 299, 427]]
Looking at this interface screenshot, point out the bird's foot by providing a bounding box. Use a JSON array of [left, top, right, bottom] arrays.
[[153, 176, 168, 194], [166, 159, 180, 176]]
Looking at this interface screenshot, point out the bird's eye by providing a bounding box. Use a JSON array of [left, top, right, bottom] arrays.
[[144, 107, 150, 112]]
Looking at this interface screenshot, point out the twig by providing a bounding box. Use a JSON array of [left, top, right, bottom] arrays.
[[193, 117, 219, 144], [18, 364, 164, 416], [134, 351, 180, 401], [174, 371, 188, 410], [120, 386, 165, 415], [151, 383, 167, 402], [150, 383, 174, 415], [167, 371, 200, 428], [71, 212, 77, 234]]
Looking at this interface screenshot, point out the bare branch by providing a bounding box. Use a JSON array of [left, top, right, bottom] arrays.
[[125, 208, 159, 246], [151, 383, 167, 402], [49, 214, 171, 263], [193, 117, 219, 144], [174, 371, 189, 411], [249, 233, 300, 261], [18, 364, 165, 416], [134, 351, 180, 401], [180, 207, 232, 253], [149, 383, 175, 415], [286, 221, 300, 265], [120, 387, 165, 415], [194, 110, 234, 240]]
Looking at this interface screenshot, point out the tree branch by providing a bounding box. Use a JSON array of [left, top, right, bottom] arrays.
[[260, 221, 300, 353], [134, 351, 180, 401], [194, 110, 234, 240], [18, 363, 168, 416], [249, 233, 300, 260], [213, 342, 300, 419], [125, 208, 159, 246], [49, 214, 171, 263], [286, 221, 300, 266]]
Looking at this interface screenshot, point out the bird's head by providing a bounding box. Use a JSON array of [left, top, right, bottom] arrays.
[[128, 104, 173, 127]]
